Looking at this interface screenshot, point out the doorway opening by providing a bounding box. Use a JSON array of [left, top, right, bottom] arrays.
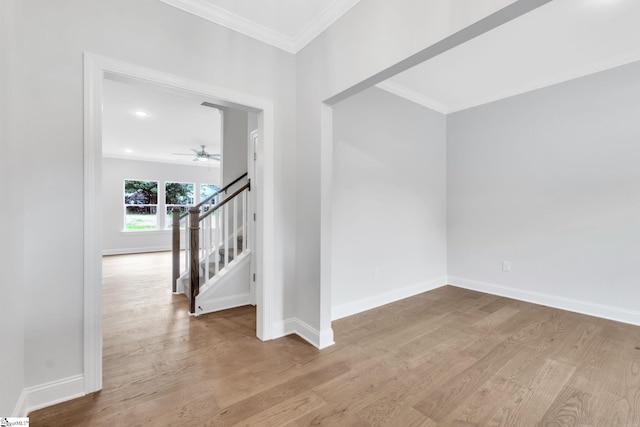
[[84, 53, 276, 393]]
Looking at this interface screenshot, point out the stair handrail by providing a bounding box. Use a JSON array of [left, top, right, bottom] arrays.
[[199, 180, 250, 222], [177, 172, 249, 220], [187, 179, 251, 313], [171, 173, 249, 291]]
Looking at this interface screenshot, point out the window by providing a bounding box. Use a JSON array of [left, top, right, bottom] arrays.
[[124, 180, 158, 230], [165, 182, 194, 228], [200, 183, 222, 210], [122, 180, 222, 231], [200, 183, 222, 213]]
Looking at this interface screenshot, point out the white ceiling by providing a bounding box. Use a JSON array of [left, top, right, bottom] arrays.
[[380, 0, 640, 113], [157, 0, 640, 113], [102, 78, 223, 165], [106, 0, 640, 163], [158, 0, 360, 53]]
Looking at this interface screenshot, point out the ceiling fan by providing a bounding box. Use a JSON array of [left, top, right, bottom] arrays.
[[173, 145, 221, 162]]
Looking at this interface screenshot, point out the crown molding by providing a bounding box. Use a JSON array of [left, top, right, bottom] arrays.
[[379, 49, 640, 115], [449, 48, 640, 113], [159, 0, 296, 52], [293, 0, 361, 52], [158, 0, 360, 54], [375, 80, 449, 114], [102, 153, 221, 166]]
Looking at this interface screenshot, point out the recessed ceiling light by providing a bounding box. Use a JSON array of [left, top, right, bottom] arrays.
[[124, 148, 133, 153], [135, 111, 149, 118]]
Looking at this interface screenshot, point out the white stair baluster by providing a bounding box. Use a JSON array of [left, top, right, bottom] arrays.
[[214, 210, 219, 276], [241, 190, 246, 255], [233, 197, 238, 261], [224, 203, 229, 268], [204, 213, 210, 281], [183, 217, 187, 272], [210, 212, 215, 278], [199, 226, 204, 269]]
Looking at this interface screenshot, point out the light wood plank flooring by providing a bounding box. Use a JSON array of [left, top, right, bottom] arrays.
[[30, 251, 640, 426]]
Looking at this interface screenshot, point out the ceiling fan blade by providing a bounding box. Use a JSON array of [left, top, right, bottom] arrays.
[[172, 147, 220, 162]]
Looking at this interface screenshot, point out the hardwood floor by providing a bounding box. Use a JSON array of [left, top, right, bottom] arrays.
[[30, 251, 640, 426]]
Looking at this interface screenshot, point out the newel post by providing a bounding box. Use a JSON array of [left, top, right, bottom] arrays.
[[171, 207, 181, 293], [189, 207, 200, 314]]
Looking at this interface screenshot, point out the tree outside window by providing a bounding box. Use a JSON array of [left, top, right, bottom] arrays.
[[123, 180, 221, 231], [165, 182, 194, 228], [200, 183, 222, 212], [124, 180, 158, 230]]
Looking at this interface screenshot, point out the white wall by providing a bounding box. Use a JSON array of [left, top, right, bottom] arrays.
[[295, 0, 523, 341], [447, 61, 640, 322], [102, 157, 220, 254], [221, 108, 249, 187], [9, 0, 296, 395], [0, 0, 25, 415], [248, 111, 258, 136], [331, 87, 447, 319]]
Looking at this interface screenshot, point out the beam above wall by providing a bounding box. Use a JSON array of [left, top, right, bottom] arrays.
[[324, 0, 553, 106]]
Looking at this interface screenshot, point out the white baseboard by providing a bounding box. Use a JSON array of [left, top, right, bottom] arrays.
[[448, 276, 640, 326], [272, 318, 298, 338], [12, 389, 28, 417], [331, 276, 448, 321], [317, 326, 335, 349], [194, 293, 252, 315], [272, 318, 335, 349], [102, 246, 172, 255], [274, 277, 447, 349], [20, 374, 85, 415]]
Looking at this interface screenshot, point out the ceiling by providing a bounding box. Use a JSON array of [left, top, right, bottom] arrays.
[[102, 78, 223, 165], [158, 0, 640, 114], [158, 0, 360, 53], [106, 0, 640, 163], [380, 0, 640, 113]]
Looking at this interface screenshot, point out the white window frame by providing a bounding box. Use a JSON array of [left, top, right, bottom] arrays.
[[123, 179, 159, 232]]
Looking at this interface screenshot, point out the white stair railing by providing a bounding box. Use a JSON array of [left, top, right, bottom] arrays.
[[172, 174, 250, 314]]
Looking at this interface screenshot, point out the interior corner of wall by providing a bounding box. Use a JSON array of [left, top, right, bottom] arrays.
[[12, 389, 28, 417]]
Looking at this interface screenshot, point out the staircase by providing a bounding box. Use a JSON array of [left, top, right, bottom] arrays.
[[178, 236, 244, 285], [172, 174, 252, 316]]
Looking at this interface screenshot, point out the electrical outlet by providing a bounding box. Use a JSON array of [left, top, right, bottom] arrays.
[[502, 261, 511, 272]]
